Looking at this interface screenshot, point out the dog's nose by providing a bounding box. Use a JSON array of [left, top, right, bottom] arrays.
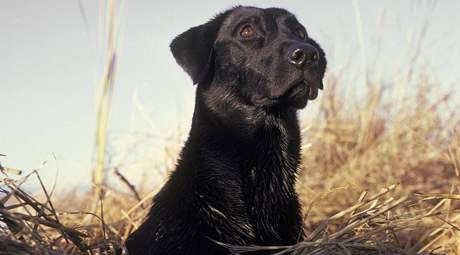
[[288, 45, 319, 67]]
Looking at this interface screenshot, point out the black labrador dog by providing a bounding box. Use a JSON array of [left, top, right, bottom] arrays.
[[126, 6, 326, 255]]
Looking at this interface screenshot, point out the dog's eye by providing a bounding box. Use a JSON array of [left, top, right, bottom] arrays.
[[240, 25, 255, 39], [295, 26, 306, 40]]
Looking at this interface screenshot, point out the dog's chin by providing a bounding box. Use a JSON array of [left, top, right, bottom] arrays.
[[285, 80, 319, 109], [251, 80, 322, 110]]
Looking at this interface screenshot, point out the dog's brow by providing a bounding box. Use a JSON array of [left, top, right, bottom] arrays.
[[225, 8, 260, 26], [284, 16, 305, 33], [262, 13, 279, 34]]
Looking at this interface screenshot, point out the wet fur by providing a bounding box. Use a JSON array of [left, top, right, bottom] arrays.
[[126, 6, 326, 255]]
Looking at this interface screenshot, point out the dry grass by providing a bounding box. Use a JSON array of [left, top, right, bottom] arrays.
[[1, 69, 459, 254]]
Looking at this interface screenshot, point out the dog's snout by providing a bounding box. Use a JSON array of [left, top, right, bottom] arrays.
[[288, 44, 319, 67]]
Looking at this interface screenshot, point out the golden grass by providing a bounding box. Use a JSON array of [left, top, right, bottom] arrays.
[[93, 0, 118, 200], [1, 69, 459, 254]]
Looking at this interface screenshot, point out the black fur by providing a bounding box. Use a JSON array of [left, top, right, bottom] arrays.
[[126, 6, 326, 255]]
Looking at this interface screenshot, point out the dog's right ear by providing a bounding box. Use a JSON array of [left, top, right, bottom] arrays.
[[170, 12, 229, 85]]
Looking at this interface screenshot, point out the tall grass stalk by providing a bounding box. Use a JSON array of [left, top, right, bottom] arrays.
[[93, 0, 118, 199]]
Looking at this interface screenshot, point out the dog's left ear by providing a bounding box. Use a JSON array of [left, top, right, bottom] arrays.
[[170, 12, 229, 85]]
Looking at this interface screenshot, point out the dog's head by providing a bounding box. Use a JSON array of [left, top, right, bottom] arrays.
[[171, 6, 326, 111]]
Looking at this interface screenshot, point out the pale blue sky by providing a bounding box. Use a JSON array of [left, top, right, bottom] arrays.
[[1, 0, 459, 190]]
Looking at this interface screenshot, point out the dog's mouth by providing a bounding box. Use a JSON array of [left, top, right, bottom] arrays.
[[251, 78, 323, 109], [287, 80, 320, 100], [279, 79, 320, 109]]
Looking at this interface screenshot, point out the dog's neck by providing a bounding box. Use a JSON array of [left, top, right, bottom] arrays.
[[191, 87, 301, 149], [183, 89, 302, 243]]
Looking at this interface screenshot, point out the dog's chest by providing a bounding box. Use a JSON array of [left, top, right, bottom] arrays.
[[242, 124, 300, 242]]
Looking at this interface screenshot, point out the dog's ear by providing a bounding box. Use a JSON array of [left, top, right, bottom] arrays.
[[170, 12, 229, 85]]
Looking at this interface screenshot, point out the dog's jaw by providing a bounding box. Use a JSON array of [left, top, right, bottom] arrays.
[[250, 80, 322, 110]]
